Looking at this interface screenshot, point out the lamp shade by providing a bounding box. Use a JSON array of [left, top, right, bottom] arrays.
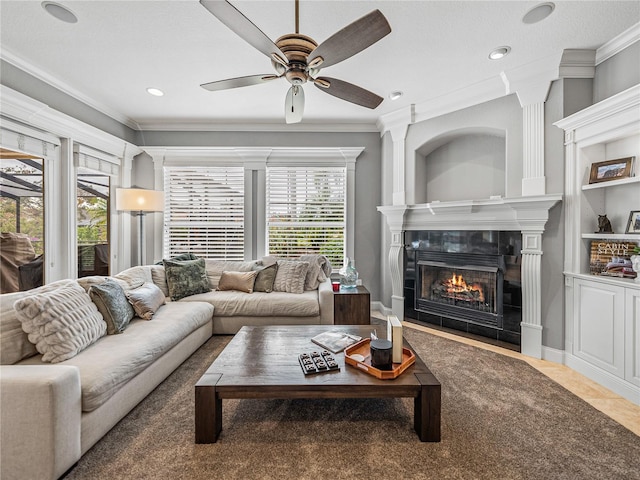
[[116, 188, 164, 212]]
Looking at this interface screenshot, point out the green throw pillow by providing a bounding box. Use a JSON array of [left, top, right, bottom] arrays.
[[163, 257, 211, 301], [253, 263, 278, 293], [89, 279, 135, 334]]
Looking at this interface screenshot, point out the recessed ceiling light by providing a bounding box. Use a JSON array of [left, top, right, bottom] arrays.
[[41, 2, 77, 23], [389, 91, 403, 100], [488, 46, 511, 60], [146, 88, 164, 97], [522, 2, 555, 24]]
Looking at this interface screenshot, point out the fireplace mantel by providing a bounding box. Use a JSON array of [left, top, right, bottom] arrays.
[[377, 194, 562, 359], [377, 195, 562, 232]]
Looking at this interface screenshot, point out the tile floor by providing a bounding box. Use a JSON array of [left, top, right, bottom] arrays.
[[372, 312, 640, 436]]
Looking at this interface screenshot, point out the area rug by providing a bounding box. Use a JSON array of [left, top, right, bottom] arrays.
[[66, 327, 640, 480]]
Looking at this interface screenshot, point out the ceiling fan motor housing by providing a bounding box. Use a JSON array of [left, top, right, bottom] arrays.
[[273, 33, 318, 85]]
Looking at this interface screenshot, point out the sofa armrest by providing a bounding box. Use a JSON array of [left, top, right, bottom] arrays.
[[0, 365, 82, 480], [318, 279, 334, 325]]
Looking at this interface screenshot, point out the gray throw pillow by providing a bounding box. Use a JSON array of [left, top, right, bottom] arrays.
[[89, 279, 134, 334], [163, 257, 211, 301], [253, 263, 278, 293], [126, 282, 166, 320]]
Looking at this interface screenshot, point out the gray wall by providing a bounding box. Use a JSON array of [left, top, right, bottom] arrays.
[[1, 61, 138, 144], [593, 41, 640, 103], [136, 130, 383, 303]]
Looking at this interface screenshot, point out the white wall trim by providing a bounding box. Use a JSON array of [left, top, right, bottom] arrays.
[[371, 301, 392, 317], [541, 345, 566, 365], [596, 22, 640, 65], [137, 121, 378, 133]]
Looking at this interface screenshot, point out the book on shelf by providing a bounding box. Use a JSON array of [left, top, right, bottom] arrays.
[[311, 330, 362, 353]]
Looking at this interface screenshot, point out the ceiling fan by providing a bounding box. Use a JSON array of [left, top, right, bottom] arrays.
[[199, 0, 392, 123]]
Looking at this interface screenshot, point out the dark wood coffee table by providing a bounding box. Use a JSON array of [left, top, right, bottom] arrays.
[[195, 325, 440, 443]]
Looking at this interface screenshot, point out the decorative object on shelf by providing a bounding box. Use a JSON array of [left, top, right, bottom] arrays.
[[625, 210, 640, 234], [589, 241, 638, 278], [588, 156, 634, 184], [631, 249, 640, 283], [339, 256, 358, 289], [595, 214, 614, 234]]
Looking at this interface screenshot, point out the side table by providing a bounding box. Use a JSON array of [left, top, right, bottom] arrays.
[[334, 285, 370, 325]]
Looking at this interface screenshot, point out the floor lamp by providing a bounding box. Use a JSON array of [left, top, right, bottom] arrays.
[[116, 188, 164, 266]]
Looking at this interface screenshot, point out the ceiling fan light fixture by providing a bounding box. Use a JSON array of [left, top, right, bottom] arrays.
[[389, 91, 403, 100], [488, 46, 511, 60], [41, 1, 77, 23], [146, 88, 164, 97], [522, 2, 555, 24]]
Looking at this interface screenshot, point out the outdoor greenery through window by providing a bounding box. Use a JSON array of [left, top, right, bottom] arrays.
[[77, 167, 110, 277], [267, 166, 346, 268], [164, 166, 245, 260], [0, 155, 44, 292]]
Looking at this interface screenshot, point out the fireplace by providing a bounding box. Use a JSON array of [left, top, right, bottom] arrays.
[[405, 230, 522, 346]]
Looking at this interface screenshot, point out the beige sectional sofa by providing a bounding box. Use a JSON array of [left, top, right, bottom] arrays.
[[0, 256, 334, 480]]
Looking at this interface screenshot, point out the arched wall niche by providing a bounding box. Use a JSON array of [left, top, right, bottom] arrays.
[[414, 127, 506, 204]]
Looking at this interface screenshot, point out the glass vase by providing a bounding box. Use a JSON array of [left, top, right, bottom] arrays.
[[339, 257, 358, 289]]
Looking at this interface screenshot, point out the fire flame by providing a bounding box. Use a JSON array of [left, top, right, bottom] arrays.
[[443, 273, 485, 302]]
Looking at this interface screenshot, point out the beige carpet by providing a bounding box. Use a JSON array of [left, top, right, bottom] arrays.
[[66, 328, 640, 480]]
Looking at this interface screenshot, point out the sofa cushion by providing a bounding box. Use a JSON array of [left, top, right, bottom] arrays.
[[0, 280, 76, 365], [114, 266, 152, 290], [149, 265, 169, 297], [181, 290, 320, 317], [273, 260, 309, 294], [19, 301, 215, 412], [204, 259, 258, 289], [89, 279, 134, 334], [13, 281, 106, 363], [253, 263, 278, 293], [297, 255, 332, 291], [126, 282, 165, 320], [163, 258, 211, 301], [217, 270, 258, 293]]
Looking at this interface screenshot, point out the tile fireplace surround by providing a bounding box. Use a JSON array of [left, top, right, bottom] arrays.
[[378, 195, 561, 359]]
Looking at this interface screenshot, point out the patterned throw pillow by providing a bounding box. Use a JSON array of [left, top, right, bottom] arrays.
[[13, 281, 106, 363], [163, 258, 211, 301], [125, 282, 166, 320], [217, 270, 258, 293], [253, 263, 278, 293], [89, 279, 134, 334], [273, 260, 309, 294]]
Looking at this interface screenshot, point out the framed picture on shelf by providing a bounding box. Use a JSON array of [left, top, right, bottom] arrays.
[[625, 210, 640, 234], [588, 157, 634, 184], [589, 241, 638, 278]]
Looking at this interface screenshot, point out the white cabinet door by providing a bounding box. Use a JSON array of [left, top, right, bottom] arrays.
[[625, 288, 640, 387], [573, 278, 625, 378]]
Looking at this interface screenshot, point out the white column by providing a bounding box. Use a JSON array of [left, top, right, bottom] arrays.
[[236, 149, 270, 260], [521, 231, 544, 358], [151, 154, 165, 264], [116, 149, 134, 272], [390, 124, 408, 205], [389, 230, 405, 320], [522, 102, 546, 196]]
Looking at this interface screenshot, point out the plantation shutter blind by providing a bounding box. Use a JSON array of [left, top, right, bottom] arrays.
[[164, 166, 244, 260], [266, 166, 346, 268]]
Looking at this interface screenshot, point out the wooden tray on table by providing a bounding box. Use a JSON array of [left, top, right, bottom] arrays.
[[344, 338, 416, 380]]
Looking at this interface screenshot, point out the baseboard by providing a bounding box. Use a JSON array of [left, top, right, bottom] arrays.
[[371, 301, 392, 317], [565, 353, 640, 405], [541, 345, 566, 365]]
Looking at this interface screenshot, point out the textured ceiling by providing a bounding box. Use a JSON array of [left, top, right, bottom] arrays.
[[1, 1, 639, 129]]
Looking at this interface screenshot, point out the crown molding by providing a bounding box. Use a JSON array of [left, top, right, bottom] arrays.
[[136, 121, 379, 133], [501, 51, 563, 106], [596, 22, 640, 65], [558, 49, 596, 79], [1, 48, 140, 131], [0, 85, 142, 159]]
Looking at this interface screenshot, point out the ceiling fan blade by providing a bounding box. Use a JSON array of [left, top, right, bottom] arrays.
[[285, 86, 305, 124], [314, 77, 383, 109], [201, 74, 280, 91], [307, 10, 391, 70], [200, 0, 287, 64]]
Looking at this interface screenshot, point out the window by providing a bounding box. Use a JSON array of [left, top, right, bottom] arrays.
[[0, 154, 45, 292], [77, 167, 110, 277], [267, 166, 346, 268], [164, 166, 244, 260]]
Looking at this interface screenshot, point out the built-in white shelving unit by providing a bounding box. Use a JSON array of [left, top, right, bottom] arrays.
[[555, 84, 640, 405]]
